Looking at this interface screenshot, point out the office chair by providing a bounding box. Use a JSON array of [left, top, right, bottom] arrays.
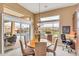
[[61, 34, 73, 52]]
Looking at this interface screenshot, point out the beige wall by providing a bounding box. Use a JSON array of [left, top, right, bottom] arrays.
[[34, 5, 77, 35]]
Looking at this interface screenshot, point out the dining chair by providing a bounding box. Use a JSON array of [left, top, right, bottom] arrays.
[[47, 34, 52, 43], [19, 40, 35, 56], [35, 42, 47, 56], [24, 39, 29, 48], [47, 39, 58, 56]]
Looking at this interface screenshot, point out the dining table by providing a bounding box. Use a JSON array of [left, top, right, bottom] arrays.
[[27, 39, 53, 48], [27, 39, 47, 56], [27, 39, 38, 48]]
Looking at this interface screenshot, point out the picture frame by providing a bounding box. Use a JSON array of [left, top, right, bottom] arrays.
[[62, 26, 70, 34]]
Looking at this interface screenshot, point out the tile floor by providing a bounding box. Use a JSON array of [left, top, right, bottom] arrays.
[[0, 45, 76, 56], [0, 39, 77, 56]]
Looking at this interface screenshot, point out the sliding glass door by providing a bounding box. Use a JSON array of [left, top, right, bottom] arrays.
[[3, 14, 32, 53], [20, 23, 30, 45], [14, 22, 21, 48]]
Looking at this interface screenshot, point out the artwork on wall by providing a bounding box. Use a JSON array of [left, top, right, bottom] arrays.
[[62, 26, 70, 34]]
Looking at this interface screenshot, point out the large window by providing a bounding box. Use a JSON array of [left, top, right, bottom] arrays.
[[40, 15, 60, 39], [40, 15, 60, 21]]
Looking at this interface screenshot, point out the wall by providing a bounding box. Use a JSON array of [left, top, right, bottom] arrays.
[[34, 5, 77, 35], [75, 4, 79, 55]]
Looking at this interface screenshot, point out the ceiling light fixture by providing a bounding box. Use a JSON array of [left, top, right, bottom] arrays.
[[36, 3, 41, 42]]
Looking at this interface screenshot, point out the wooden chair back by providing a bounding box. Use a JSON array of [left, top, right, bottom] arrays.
[[53, 39, 58, 51], [47, 34, 52, 42], [24, 39, 29, 48]]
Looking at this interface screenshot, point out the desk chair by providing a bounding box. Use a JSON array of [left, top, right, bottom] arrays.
[[61, 34, 73, 52]]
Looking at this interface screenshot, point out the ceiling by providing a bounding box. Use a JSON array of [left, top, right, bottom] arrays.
[[19, 3, 77, 14], [4, 7, 24, 17]]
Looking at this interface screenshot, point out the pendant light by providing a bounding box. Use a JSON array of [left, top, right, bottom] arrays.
[[37, 3, 40, 42]]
